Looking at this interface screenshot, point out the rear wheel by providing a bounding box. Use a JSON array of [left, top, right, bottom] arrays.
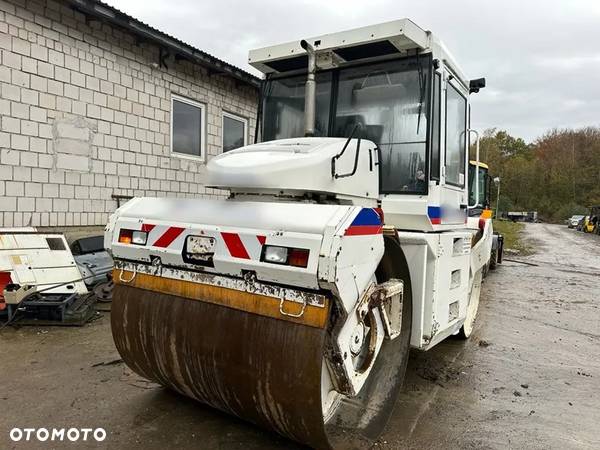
[[322, 237, 413, 448], [458, 269, 483, 339]]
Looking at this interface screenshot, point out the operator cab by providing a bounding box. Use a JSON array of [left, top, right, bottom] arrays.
[[250, 19, 485, 231], [209, 20, 485, 231]]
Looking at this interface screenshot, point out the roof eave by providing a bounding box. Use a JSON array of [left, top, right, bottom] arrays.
[[66, 0, 261, 89]]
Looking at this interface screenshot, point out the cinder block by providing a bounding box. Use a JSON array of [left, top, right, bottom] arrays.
[[53, 198, 68, 212], [12, 69, 29, 87], [29, 106, 47, 122], [56, 153, 89, 171], [20, 151, 37, 166], [3, 49, 21, 69], [37, 61, 53, 78], [42, 183, 59, 197], [21, 88, 38, 105], [74, 185, 89, 199], [11, 134, 29, 150], [0, 196, 17, 212], [17, 196, 34, 211], [36, 197, 52, 212], [13, 166, 31, 181], [30, 43, 48, 61], [21, 56, 37, 74], [6, 181, 24, 196], [38, 153, 53, 168], [12, 37, 30, 56], [1, 116, 20, 133], [21, 120, 38, 136], [31, 168, 49, 183], [48, 49, 64, 66], [25, 182, 41, 197], [0, 164, 12, 180], [2, 83, 20, 101]]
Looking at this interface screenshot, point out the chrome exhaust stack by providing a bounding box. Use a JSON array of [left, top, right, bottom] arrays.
[[300, 39, 316, 137]]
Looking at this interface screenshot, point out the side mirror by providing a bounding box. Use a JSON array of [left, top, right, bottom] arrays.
[[469, 78, 486, 94]]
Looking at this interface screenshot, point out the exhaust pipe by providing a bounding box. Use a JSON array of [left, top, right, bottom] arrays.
[[300, 39, 316, 137]]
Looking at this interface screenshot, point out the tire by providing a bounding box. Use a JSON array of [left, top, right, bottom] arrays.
[[489, 248, 497, 270], [457, 269, 483, 339], [321, 235, 414, 448]]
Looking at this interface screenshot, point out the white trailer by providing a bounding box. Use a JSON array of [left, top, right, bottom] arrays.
[[106, 19, 494, 449]]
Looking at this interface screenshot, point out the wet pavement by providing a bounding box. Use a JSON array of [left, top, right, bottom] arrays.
[[1, 223, 599, 449]]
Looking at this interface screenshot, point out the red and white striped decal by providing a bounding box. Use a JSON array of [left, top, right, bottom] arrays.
[[221, 232, 266, 260], [153, 226, 185, 248], [221, 232, 250, 259], [140, 222, 266, 260]]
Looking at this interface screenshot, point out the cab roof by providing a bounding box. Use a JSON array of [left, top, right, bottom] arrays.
[[248, 19, 469, 87], [470, 160, 489, 170]]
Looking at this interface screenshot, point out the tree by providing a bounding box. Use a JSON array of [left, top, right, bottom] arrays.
[[471, 127, 600, 222]]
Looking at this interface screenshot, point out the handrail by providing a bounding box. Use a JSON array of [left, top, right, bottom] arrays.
[[331, 123, 362, 179], [467, 129, 480, 209]]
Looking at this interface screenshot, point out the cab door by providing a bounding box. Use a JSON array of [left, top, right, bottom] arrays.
[[438, 70, 469, 226]]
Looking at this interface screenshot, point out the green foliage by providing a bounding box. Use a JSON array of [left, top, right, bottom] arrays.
[[474, 127, 600, 222], [493, 220, 533, 255]]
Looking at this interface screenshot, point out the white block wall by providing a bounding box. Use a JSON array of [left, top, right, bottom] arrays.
[[0, 0, 258, 227]]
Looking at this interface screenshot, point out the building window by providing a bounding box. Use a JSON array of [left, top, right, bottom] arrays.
[[171, 94, 205, 159], [222, 112, 248, 152]]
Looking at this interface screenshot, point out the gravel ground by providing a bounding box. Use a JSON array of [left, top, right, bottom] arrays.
[[1, 223, 599, 449]]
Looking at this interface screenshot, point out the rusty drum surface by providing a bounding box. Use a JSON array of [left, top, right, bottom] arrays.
[[111, 283, 331, 448], [111, 266, 410, 449]]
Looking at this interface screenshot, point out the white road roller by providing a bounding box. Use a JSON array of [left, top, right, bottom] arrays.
[[106, 19, 496, 449]]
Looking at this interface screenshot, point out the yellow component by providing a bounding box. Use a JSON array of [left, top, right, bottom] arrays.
[[469, 160, 489, 169], [481, 209, 493, 219], [112, 269, 330, 329]]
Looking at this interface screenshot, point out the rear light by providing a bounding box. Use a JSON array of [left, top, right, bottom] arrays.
[[478, 218, 486, 231], [118, 229, 147, 245], [118, 229, 133, 244], [374, 207, 384, 224], [288, 248, 309, 268], [261, 245, 310, 268]]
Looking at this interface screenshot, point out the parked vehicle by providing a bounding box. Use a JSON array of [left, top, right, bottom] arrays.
[[568, 215, 585, 228], [576, 216, 589, 231], [586, 206, 600, 234], [507, 211, 538, 222], [70, 235, 113, 287]]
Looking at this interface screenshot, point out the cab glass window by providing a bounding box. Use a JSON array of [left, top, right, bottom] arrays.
[[334, 58, 430, 193], [445, 83, 466, 186], [430, 73, 441, 180]]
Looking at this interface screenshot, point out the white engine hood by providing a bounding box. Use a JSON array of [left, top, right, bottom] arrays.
[[207, 137, 379, 201]]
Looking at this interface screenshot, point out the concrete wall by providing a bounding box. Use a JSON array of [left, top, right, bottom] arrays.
[[0, 0, 258, 227]]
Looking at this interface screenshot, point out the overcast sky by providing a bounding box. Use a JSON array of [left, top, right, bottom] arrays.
[[107, 0, 600, 143]]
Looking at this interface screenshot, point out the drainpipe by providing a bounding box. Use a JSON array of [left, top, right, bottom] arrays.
[[300, 39, 316, 137]]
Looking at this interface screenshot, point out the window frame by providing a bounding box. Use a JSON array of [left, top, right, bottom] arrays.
[[222, 111, 248, 152], [170, 93, 206, 161], [430, 72, 442, 181], [444, 80, 468, 188]]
